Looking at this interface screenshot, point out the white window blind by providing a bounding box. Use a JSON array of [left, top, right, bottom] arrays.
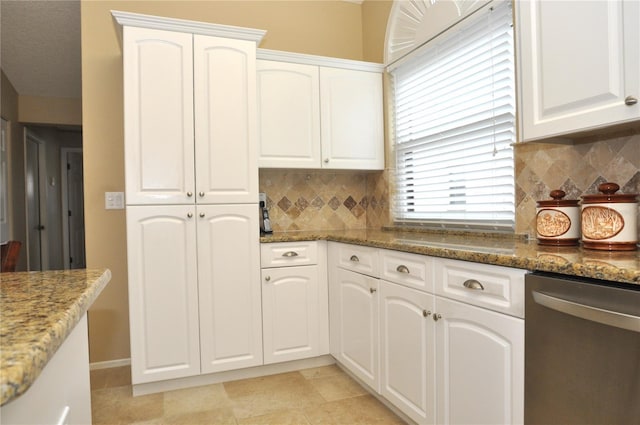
[[389, 1, 515, 231]]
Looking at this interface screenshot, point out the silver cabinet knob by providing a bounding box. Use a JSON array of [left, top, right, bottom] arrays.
[[282, 251, 299, 257], [199, 212, 205, 218], [625, 96, 638, 105], [324, 158, 329, 163], [423, 310, 431, 317], [350, 255, 359, 262], [265, 276, 271, 282], [463, 279, 485, 290], [370, 287, 377, 294], [199, 191, 205, 197], [187, 192, 193, 197], [396, 265, 410, 274], [187, 212, 193, 218], [433, 313, 442, 321]]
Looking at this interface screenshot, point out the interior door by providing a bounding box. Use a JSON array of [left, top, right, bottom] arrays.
[[63, 149, 86, 269], [25, 132, 46, 270]]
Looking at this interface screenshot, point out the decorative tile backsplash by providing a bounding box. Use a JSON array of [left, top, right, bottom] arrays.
[[260, 132, 639, 235]]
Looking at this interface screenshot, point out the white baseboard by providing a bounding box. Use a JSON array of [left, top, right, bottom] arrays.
[[90, 358, 131, 370], [132, 355, 335, 397]]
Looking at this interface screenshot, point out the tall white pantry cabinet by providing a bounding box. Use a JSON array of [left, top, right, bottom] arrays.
[[113, 11, 266, 385]]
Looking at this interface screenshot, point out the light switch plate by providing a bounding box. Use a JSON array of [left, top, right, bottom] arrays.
[[259, 192, 267, 206], [105, 192, 125, 209]]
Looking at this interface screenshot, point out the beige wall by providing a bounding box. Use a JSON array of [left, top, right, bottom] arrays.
[[19, 96, 82, 126], [81, 0, 387, 363]]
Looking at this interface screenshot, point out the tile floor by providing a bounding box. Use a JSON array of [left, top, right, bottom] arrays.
[[90, 365, 406, 425]]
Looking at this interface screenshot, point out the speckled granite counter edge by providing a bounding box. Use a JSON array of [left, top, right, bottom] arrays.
[[0, 269, 112, 406], [261, 232, 640, 285]]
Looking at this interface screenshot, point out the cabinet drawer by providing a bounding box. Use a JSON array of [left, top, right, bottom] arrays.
[[261, 241, 318, 267], [435, 259, 526, 318], [335, 243, 379, 277], [380, 249, 434, 293]]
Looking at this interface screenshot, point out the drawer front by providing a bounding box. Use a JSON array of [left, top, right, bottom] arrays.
[[261, 241, 318, 267], [335, 244, 379, 277], [380, 249, 434, 293], [435, 259, 526, 318]]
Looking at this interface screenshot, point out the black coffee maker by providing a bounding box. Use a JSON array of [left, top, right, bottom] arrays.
[[259, 194, 272, 234]]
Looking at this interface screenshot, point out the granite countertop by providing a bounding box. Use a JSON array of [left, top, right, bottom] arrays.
[[261, 229, 640, 286], [0, 269, 111, 406]]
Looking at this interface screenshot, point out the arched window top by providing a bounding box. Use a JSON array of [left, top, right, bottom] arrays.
[[384, 0, 489, 65]]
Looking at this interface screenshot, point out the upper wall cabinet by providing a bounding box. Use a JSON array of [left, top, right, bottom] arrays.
[[120, 19, 263, 205], [257, 50, 385, 170], [516, 0, 640, 142]]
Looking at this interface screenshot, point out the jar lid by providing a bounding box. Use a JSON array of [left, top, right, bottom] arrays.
[[581, 182, 638, 204], [537, 189, 579, 207]]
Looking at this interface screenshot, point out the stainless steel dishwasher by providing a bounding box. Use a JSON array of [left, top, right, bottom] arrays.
[[525, 272, 640, 425]]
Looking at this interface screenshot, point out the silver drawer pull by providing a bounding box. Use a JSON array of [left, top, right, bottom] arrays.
[[625, 96, 638, 106], [463, 279, 485, 290], [350, 255, 359, 262], [282, 251, 299, 257], [396, 265, 410, 274]]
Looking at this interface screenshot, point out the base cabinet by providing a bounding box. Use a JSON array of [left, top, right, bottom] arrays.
[[332, 267, 380, 392], [435, 296, 524, 425], [379, 281, 436, 425], [0, 316, 91, 425], [260, 241, 329, 365], [329, 242, 524, 425], [127, 205, 262, 383]]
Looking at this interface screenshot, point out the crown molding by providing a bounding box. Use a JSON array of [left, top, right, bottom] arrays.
[[257, 48, 384, 72], [111, 10, 266, 44]]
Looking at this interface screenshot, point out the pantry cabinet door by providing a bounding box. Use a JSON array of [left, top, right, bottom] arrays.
[[261, 266, 320, 364], [320, 67, 384, 170], [194, 36, 258, 204], [380, 282, 436, 425], [197, 204, 263, 373], [123, 27, 195, 205], [334, 267, 380, 392], [257, 60, 322, 168], [435, 296, 524, 425], [517, 0, 640, 141], [126, 206, 201, 384]]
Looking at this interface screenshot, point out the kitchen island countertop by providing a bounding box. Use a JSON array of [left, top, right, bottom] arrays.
[[0, 269, 111, 406], [261, 229, 640, 286]]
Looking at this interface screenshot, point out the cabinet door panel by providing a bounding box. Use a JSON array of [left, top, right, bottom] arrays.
[[126, 206, 201, 383], [262, 266, 319, 364], [517, 0, 640, 140], [436, 296, 524, 425], [334, 268, 379, 391], [320, 68, 384, 170], [257, 61, 321, 168], [197, 204, 262, 373], [123, 27, 195, 205], [380, 282, 435, 425], [194, 36, 258, 204]]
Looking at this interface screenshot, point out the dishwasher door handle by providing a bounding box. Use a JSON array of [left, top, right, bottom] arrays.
[[533, 290, 640, 333]]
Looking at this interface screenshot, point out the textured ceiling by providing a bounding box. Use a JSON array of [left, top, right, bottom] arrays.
[[1, 0, 81, 99]]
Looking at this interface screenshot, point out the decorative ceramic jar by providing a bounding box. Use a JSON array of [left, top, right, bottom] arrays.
[[536, 189, 580, 246], [581, 182, 638, 251]]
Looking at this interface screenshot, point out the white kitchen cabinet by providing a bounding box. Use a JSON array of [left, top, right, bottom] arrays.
[[0, 316, 91, 425], [115, 11, 265, 387], [260, 241, 329, 365], [198, 205, 262, 374], [319, 67, 384, 170], [332, 267, 380, 392], [256, 61, 321, 168], [126, 205, 201, 384], [123, 25, 258, 205], [379, 281, 436, 425], [257, 50, 384, 170], [435, 296, 524, 425], [516, 0, 640, 141]]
